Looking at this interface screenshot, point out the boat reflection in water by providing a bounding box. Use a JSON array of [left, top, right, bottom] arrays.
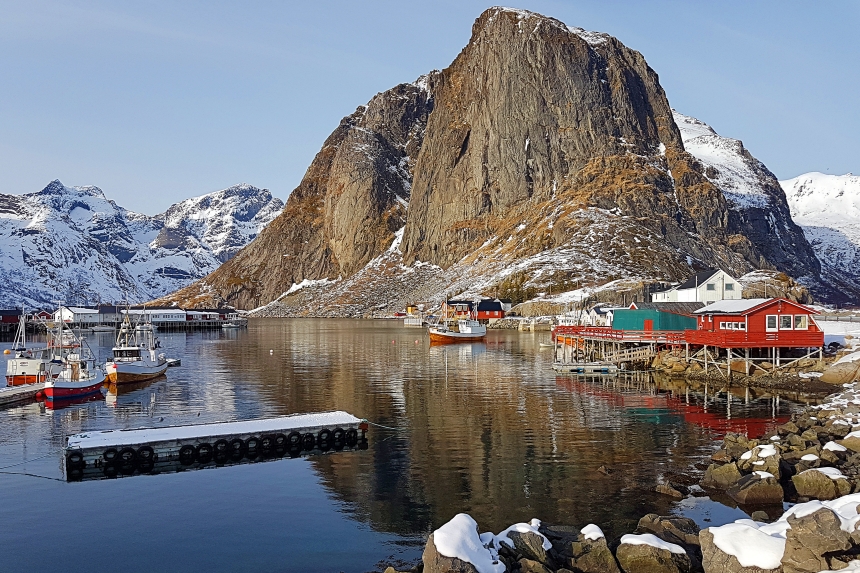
[[43, 391, 105, 411], [103, 376, 165, 408]]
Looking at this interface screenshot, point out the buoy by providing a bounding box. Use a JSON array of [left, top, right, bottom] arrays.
[[3, 349, 10, 354], [269, 349, 273, 354], [391, 340, 395, 344], [35, 390, 45, 401], [415, 340, 419, 344]]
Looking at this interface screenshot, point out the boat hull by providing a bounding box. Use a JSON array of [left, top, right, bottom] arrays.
[[5, 373, 48, 386], [106, 362, 168, 384], [44, 378, 105, 400], [428, 329, 486, 343]]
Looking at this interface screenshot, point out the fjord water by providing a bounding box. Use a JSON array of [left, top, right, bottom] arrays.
[[0, 319, 795, 572]]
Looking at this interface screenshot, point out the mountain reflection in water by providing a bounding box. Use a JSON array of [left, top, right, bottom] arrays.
[[0, 319, 805, 572]]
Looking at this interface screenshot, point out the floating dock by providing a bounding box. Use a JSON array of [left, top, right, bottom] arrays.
[[64, 411, 368, 481], [552, 362, 618, 374], [0, 383, 44, 407]]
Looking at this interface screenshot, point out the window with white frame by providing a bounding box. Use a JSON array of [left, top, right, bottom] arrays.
[[780, 315, 793, 330], [794, 315, 808, 330], [766, 315, 778, 331], [725, 283, 734, 291], [706, 284, 716, 291]]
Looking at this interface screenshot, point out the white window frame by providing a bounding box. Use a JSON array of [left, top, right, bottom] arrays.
[[794, 315, 809, 330], [780, 315, 793, 330], [706, 283, 716, 291], [766, 315, 778, 332], [725, 283, 734, 291]]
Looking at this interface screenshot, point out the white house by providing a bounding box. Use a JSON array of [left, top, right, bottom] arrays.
[[54, 306, 99, 324], [124, 308, 187, 322], [651, 269, 741, 305]]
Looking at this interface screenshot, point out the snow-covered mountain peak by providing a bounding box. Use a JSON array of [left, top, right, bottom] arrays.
[[0, 181, 283, 307], [673, 110, 773, 209], [781, 172, 860, 283]]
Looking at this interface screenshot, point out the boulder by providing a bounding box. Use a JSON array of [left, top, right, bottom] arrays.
[[656, 483, 684, 499], [837, 436, 860, 453], [555, 529, 621, 573], [701, 463, 742, 489], [700, 529, 781, 573], [791, 469, 852, 500], [726, 473, 784, 505], [422, 533, 481, 573], [635, 515, 702, 571], [820, 359, 860, 385], [781, 508, 851, 573], [616, 535, 691, 573], [738, 445, 781, 477], [518, 558, 552, 573], [504, 530, 552, 568]]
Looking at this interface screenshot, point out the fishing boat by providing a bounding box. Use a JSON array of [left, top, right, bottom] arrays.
[[105, 314, 168, 384], [5, 313, 55, 386], [90, 324, 115, 333], [428, 319, 487, 343], [44, 327, 105, 401], [221, 322, 241, 329]]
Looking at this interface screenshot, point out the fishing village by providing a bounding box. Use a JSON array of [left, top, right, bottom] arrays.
[[2, 3, 859, 573]]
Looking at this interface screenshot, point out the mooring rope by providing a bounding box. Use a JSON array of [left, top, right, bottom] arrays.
[[363, 420, 403, 431], [0, 450, 56, 470]]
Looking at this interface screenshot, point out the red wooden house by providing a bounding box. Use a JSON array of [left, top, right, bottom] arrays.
[[685, 298, 823, 348], [475, 299, 505, 322]]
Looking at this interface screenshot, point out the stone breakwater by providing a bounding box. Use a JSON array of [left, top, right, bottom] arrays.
[[381, 382, 860, 573]]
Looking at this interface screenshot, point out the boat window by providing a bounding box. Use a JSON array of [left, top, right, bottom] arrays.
[[794, 315, 808, 330], [766, 315, 778, 331], [780, 315, 793, 330]]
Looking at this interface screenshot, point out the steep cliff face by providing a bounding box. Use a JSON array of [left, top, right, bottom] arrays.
[[160, 80, 436, 308], [402, 7, 684, 267]]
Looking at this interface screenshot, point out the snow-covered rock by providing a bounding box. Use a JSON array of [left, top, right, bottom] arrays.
[[0, 180, 282, 307]]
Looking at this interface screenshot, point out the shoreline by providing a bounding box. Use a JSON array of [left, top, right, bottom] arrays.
[[381, 378, 860, 573]]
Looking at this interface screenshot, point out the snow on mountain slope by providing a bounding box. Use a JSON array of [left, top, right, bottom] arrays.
[[673, 111, 772, 209], [781, 172, 860, 274], [0, 180, 283, 308]]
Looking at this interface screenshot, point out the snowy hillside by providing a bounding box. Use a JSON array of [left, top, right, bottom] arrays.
[[673, 111, 773, 209], [0, 180, 283, 308], [781, 172, 860, 274]]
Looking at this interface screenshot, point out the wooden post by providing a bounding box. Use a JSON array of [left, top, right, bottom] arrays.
[[704, 345, 708, 373], [745, 348, 750, 376], [727, 348, 732, 379]]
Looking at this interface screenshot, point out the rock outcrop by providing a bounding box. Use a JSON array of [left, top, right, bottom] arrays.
[[160, 78, 435, 308]]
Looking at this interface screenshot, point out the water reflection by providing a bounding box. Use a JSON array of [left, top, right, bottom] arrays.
[[0, 320, 810, 572]]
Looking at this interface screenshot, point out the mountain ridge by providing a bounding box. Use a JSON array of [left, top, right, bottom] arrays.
[[0, 180, 283, 308]]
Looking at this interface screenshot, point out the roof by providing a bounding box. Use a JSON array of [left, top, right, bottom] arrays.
[[0, 309, 22, 316], [695, 298, 818, 316], [446, 300, 474, 307], [476, 299, 503, 311], [676, 269, 720, 290], [628, 302, 705, 315], [61, 306, 98, 314]]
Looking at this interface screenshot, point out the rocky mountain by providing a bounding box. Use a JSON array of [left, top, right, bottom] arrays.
[[159, 7, 828, 314], [782, 172, 860, 300], [0, 180, 282, 308]]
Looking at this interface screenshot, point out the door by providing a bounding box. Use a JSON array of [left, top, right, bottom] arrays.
[[643, 319, 654, 331]]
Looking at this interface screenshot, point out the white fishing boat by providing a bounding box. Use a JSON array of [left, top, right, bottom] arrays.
[[428, 319, 487, 343], [221, 322, 241, 329], [44, 323, 105, 401], [105, 314, 168, 384], [90, 324, 115, 332]]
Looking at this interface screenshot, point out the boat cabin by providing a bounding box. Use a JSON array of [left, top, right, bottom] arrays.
[[112, 347, 142, 361], [686, 298, 823, 347]]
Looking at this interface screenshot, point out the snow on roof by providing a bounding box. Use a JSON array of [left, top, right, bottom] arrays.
[[62, 306, 99, 314], [694, 299, 770, 314]]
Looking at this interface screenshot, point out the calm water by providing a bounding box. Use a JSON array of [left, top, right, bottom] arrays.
[[0, 319, 800, 572]]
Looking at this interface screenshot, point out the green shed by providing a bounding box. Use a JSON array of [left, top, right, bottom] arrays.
[[611, 302, 701, 331]]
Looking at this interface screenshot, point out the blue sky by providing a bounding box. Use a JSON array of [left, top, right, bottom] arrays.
[[1, 1, 857, 214]]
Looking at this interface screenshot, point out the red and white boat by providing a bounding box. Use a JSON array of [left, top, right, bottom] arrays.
[[44, 325, 105, 401], [428, 319, 487, 343], [5, 314, 54, 386], [105, 314, 167, 384]]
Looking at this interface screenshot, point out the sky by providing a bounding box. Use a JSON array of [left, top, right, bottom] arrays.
[[0, 1, 857, 214]]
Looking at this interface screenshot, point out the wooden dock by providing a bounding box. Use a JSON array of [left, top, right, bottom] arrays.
[[64, 411, 368, 481], [0, 383, 44, 407]]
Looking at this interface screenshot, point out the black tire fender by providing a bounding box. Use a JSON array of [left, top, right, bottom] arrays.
[[178, 445, 196, 465], [317, 429, 332, 452]]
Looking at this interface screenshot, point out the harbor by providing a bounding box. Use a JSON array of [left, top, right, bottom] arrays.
[[0, 318, 830, 572]]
